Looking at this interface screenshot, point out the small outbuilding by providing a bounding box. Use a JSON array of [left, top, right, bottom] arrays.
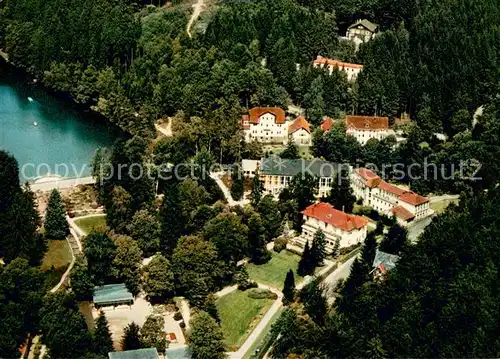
[[372, 249, 400, 275], [108, 348, 159, 359], [93, 283, 133, 308]]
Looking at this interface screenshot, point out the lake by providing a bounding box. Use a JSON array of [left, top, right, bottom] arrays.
[[0, 64, 120, 182]]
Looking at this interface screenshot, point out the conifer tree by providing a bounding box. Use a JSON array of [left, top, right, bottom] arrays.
[[121, 322, 141, 351], [361, 232, 378, 267], [331, 238, 340, 258], [298, 241, 314, 276], [230, 163, 244, 201], [282, 269, 296, 304], [93, 311, 113, 355], [311, 229, 326, 266], [250, 174, 263, 207], [44, 189, 69, 239]]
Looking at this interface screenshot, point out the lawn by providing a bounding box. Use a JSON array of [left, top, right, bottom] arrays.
[[74, 215, 107, 234], [41, 239, 73, 271], [41, 239, 73, 290], [430, 199, 459, 214], [216, 289, 275, 350], [247, 250, 303, 288]]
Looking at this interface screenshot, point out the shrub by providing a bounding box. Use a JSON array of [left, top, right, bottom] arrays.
[[356, 198, 363, 205], [173, 312, 183, 321], [247, 288, 278, 300], [238, 280, 258, 291], [273, 236, 288, 252], [179, 320, 186, 329]]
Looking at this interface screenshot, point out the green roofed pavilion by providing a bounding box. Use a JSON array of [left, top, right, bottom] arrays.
[[108, 348, 159, 359], [93, 283, 133, 307]]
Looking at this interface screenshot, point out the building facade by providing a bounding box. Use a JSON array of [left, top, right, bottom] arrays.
[[288, 116, 312, 146], [345, 115, 394, 145], [346, 19, 379, 45], [313, 56, 363, 82], [298, 202, 368, 253], [259, 157, 338, 198], [351, 168, 431, 225], [241, 107, 288, 144]]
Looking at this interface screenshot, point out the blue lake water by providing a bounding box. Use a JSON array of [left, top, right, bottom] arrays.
[[0, 65, 120, 182]]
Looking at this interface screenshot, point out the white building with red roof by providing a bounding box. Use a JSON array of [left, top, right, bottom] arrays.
[[345, 115, 395, 145], [313, 56, 363, 82], [351, 168, 431, 225], [240, 107, 288, 144], [298, 202, 368, 253], [288, 116, 311, 145]]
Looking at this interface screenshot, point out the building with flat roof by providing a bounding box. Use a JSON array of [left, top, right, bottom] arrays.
[[93, 283, 133, 307]]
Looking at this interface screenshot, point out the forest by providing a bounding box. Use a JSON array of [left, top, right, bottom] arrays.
[[1, 0, 497, 140]]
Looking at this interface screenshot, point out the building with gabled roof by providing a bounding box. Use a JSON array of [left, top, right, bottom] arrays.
[[351, 168, 432, 225], [345, 115, 395, 145], [240, 107, 288, 144], [372, 249, 400, 276], [313, 56, 363, 82], [346, 19, 379, 49], [298, 202, 368, 253], [288, 116, 311, 145]]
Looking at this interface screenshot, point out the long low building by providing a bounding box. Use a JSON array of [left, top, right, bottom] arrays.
[[351, 168, 432, 225], [297, 202, 368, 253]]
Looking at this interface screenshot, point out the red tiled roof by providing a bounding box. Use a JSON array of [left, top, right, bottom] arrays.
[[321, 117, 335, 132], [399, 192, 429, 206], [301, 202, 367, 232], [378, 180, 407, 197], [248, 107, 286, 124], [391, 205, 415, 221], [289, 116, 311, 134], [355, 168, 381, 188], [313, 56, 364, 69], [346, 115, 389, 130]]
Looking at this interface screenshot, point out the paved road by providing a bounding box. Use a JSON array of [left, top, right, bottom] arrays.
[[408, 216, 434, 243], [210, 172, 248, 207], [323, 256, 357, 288]]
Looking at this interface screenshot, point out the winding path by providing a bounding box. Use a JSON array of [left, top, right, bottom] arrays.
[[186, 0, 205, 38]]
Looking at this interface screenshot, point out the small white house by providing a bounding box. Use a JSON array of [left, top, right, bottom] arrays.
[[346, 19, 379, 47], [345, 115, 395, 145], [241, 107, 288, 144], [312, 56, 363, 82], [298, 202, 368, 253], [288, 116, 312, 146]]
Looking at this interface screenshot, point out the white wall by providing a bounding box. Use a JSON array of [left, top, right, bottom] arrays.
[[290, 129, 311, 146], [298, 216, 367, 253], [245, 113, 287, 144]]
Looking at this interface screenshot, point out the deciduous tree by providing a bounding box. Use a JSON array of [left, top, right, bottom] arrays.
[[142, 254, 175, 302], [188, 311, 226, 359]]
